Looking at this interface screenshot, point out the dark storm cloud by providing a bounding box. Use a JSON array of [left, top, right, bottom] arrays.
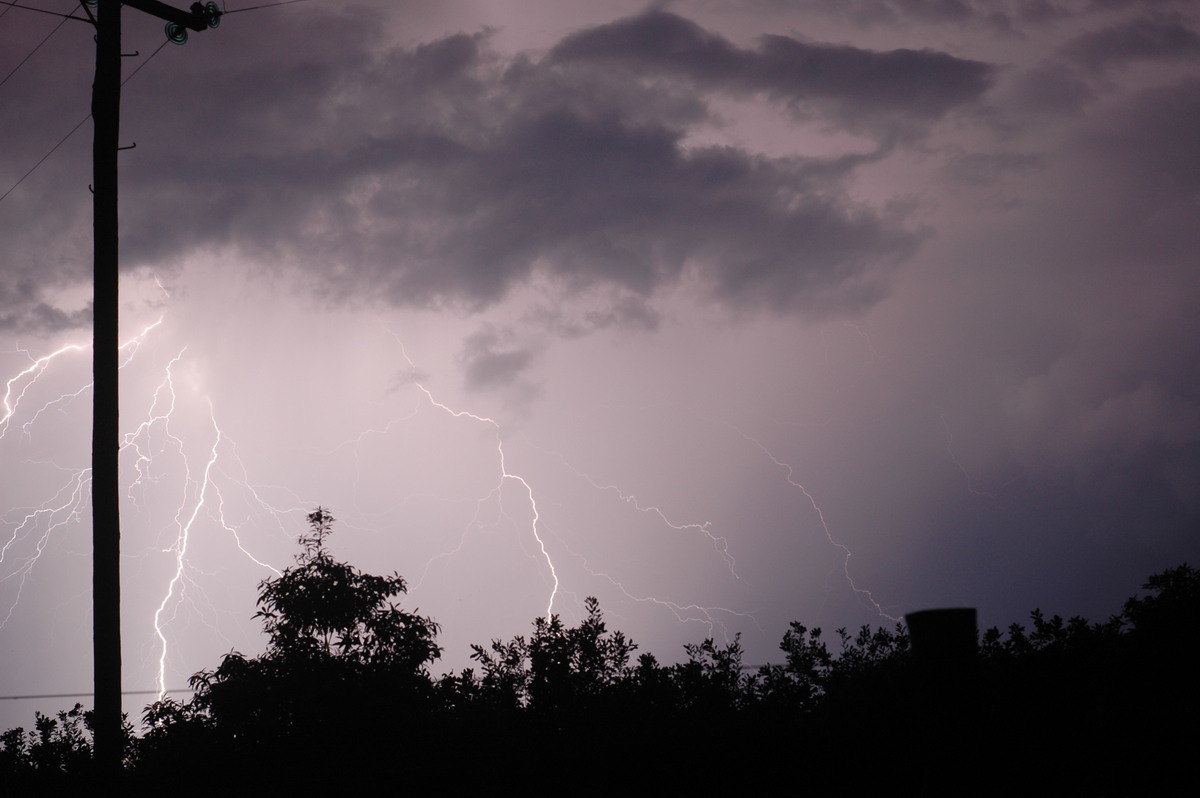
[[779, 0, 1070, 30], [0, 288, 90, 334], [548, 10, 995, 131], [0, 10, 98, 333], [377, 109, 915, 312], [0, 5, 937, 327], [1072, 77, 1200, 259], [459, 327, 536, 391], [1062, 14, 1200, 71], [522, 292, 661, 339], [582, 295, 662, 334], [914, 75, 1200, 487], [1004, 61, 1096, 116], [74, 7, 926, 319], [0, 209, 93, 333], [995, 7, 1200, 121], [940, 150, 1043, 187]]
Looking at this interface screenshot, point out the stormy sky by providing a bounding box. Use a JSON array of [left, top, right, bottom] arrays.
[[2, 0, 1198, 726]]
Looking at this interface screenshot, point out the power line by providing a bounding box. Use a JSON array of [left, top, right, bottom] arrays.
[[0, 688, 194, 701], [0, 0, 315, 207], [225, 0, 313, 14], [0, 37, 168, 205], [0, 15, 70, 90], [0, 114, 87, 203], [124, 35, 170, 84], [0, 1, 90, 22]]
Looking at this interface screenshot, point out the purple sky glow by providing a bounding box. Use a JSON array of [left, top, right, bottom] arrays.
[[2, 0, 1198, 729]]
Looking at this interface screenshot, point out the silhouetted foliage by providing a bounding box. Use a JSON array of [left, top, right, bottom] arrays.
[[1123, 562, 1200, 644], [0, 704, 133, 788], [754, 620, 910, 716], [249, 507, 441, 672], [673, 635, 754, 712], [464, 595, 637, 714], [5, 519, 1198, 795], [0, 705, 92, 776], [136, 508, 442, 789]]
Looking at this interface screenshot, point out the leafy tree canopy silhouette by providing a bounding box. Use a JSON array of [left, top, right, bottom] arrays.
[[252, 507, 440, 670], [463, 595, 637, 713], [5, 512, 1197, 795], [144, 508, 441, 750]]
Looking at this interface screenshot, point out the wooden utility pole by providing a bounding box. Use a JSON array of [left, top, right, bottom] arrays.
[[89, 0, 222, 778], [91, 0, 122, 778]]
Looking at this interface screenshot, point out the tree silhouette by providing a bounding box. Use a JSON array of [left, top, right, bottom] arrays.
[[465, 595, 637, 713], [1122, 562, 1200, 644], [140, 509, 441, 789], [7, 539, 1198, 792], [250, 507, 440, 671]]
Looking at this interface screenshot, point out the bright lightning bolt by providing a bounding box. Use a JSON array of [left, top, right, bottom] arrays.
[[550, 530, 761, 641], [940, 411, 995, 499], [383, 330, 561, 617], [1, 342, 87, 440], [738, 429, 900, 623], [371, 333, 777, 643], [1, 304, 903, 708], [534, 446, 740, 579], [0, 322, 165, 629], [385, 375, 762, 642], [0, 469, 90, 628], [518, 444, 762, 640], [152, 400, 227, 698], [120, 346, 291, 699], [0, 314, 296, 702]]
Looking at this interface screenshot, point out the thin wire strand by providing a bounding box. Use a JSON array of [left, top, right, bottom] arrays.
[[0, 15, 69, 90], [0, 115, 87, 203], [224, 0, 312, 14], [0, 38, 170, 205], [122, 35, 169, 86], [0, 0, 320, 207], [0, 688, 193, 701], [0, 1, 90, 22]]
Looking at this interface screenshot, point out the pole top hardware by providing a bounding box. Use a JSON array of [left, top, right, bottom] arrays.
[[121, 0, 222, 45]]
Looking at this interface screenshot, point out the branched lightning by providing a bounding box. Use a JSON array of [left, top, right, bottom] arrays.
[[122, 348, 186, 510], [0, 316, 295, 701], [2, 308, 905, 704], [380, 353, 760, 640], [1, 321, 164, 629], [846, 321, 881, 364], [375, 333, 831, 645], [1, 342, 87, 440], [384, 330, 560, 617], [152, 400, 226, 698], [0, 468, 89, 628], [549, 529, 762, 642], [118, 345, 291, 698], [940, 411, 994, 498], [738, 429, 900, 622], [534, 446, 740, 579]]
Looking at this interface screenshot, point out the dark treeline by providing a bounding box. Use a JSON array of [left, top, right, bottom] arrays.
[[3, 509, 1197, 794]]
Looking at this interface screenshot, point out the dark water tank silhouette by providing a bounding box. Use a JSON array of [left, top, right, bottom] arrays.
[[905, 607, 977, 668], [903, 608, 979, 795]]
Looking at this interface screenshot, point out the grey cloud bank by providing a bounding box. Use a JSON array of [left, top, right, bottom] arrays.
[[5, 4, 984, 324]]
